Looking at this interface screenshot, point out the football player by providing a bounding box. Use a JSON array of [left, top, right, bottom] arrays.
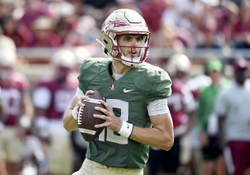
[[0, 48, 34, 175], [32, 49, 78, 175], [63, 9, 174, 175]]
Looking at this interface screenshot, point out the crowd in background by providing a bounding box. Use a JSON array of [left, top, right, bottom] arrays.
[[0, 0, 250, 175], [0, 0, 250, 52]]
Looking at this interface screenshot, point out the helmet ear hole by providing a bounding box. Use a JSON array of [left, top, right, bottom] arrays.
[[104, 40, 108, 44]]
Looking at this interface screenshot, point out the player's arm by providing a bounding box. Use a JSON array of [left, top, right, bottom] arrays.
[[63, 95, 79, 132], [95, 98, 174, 151], [19, 89, 34, 128], [129, 98, 174, 151], [130, 112, 174, 151], [63, 88, 89, 132]]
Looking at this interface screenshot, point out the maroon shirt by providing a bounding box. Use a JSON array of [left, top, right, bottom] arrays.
[[0, 72, 30, 125], [168, 79, 193, 129], [35, 74, 78, 120]]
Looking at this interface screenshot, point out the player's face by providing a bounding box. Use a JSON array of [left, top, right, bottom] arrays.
[[0, 65, 12, 81], [55, 66, 71, 83], [235, 68, 248, 85], [117, 34, 144, 58], [208, 70, 221, 83]]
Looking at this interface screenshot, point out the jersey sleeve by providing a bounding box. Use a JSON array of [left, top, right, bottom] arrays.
[[77, 58, 108, 93], [146, 67, 172, 104]]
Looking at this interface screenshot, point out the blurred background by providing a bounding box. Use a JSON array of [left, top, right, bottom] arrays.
[[0, 0, 250, 175]]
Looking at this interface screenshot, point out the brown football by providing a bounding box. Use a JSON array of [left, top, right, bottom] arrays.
[[77, 91, 105, 141]]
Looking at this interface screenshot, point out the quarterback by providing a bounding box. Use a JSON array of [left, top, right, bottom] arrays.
[[63, 9, 174, 175]]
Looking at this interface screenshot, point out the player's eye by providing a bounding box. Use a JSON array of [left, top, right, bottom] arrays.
[[136, 36, 143, 42], [123, 36, 132, 41]]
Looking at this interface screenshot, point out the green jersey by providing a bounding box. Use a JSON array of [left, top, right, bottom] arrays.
[[77, 58, 172, 168]]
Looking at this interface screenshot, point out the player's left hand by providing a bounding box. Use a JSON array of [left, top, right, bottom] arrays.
[[93, 100, 122, 132]]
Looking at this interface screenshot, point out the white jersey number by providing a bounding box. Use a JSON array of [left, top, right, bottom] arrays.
[[98, 99, 129, 144]]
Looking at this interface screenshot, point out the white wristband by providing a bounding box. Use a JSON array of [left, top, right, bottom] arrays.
[[118, 121, 134, 138], [72, 107, 77, 120], [19, 115, 32, 128]]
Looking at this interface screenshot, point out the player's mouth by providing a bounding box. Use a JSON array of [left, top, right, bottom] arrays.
[[129, 50, 138, 58]]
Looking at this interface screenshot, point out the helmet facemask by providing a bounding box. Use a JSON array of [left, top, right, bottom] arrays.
[[110, 31, 150, 66]]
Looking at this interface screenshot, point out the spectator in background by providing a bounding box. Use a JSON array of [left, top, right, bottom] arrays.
[[32, 48, 77, 175], [150, 21, 186, 51], [216, 0, 239, 45], [140, 0, 167, 32], [215, 58, 250, 175], [29, 16, 62, 47], [52, 1, 78, 44], [115, 0, 141, 13], [231, 0, 250, 49], [18, 0, 51, 30], [84, 0, 116, 9], [46, 0, 76, 20], [63, 15, 100, 48], [70, 0, 87, 17], [196, 15, 224, 49], [174, 0, 205, 34], [0, 0, 15, 28], [161, 0, 196, 48], [0, 47, 34, 175], [2, 16, 32, 47], [197, 58, 230, 175]]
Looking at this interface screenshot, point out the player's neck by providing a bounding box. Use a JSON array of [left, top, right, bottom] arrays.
[[111, 60, 133, 75]]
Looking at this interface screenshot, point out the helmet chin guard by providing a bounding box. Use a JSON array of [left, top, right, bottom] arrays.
[[98, 9, 150, 66]]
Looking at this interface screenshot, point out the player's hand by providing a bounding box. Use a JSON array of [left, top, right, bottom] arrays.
[[73, 90, 94, 117], [93, 100, 122, 132]]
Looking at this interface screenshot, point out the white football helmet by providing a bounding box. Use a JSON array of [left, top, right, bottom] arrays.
[[168, 53, 191, 73], [72, 46, 91, 65], [98, 9, 150, 66], [52, 49, 76, 68], [0, 35, 16, 52], [0, 48, 16, 67]]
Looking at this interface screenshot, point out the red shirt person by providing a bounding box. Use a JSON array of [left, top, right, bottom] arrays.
[[32, 49, 77, 175]]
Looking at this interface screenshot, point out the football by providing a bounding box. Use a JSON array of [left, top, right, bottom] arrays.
[[77, 91, 105, 141]]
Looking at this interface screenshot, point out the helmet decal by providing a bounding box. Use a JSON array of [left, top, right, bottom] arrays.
[[107, 18, 130, 28]]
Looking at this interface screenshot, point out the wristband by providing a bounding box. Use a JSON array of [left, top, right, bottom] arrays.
[[118, 121, 134, 138], [72, 107, 78, 120], [19, 115, 32, 128]]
